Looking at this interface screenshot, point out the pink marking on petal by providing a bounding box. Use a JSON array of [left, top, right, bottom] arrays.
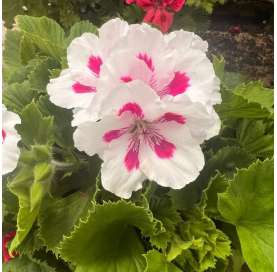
[[162, 71, 190, 96], [72, 82, 96, 93], [103, 129, 126, 143], [137, 52, 155, 72], [158, 112, 186, 124], [124, 139, 140, 171], [121, 75, 133, 83], [2, 129, 6, 143], [88, 55, 103, 76], [153, 138, 176, 158], [118, 103, 144, 118]]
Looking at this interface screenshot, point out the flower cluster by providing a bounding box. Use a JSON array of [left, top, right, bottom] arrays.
[[47, 19, 221, 198], [126, 0, 186, 32]]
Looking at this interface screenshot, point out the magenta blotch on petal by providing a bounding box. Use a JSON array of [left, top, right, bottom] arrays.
[[72, 82, 96, 93], [137, 52, 155, 71], [158, 112, 186, 124], [163, 71, 190, 96], [120, 75, 133, 82], [124, 139, 140, 171], [88, 55, 103, 76], [2, 129, 6, 143], [152, 138, 176, 158], [118, 103, 144, 118], [103, 129, 126, 143]]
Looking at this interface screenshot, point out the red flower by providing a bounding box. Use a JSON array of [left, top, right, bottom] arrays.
[[2, 231, 18, 262], [126, 0, 186, 32]]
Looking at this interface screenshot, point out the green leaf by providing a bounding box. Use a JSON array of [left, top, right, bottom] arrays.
[[186, 0, 225, 13], [234, 81, 274, 116], [144, 250, 182, 272], [3, 255, 56, 272], [170, 206, 231, 271], [3, 179, 19, 219], [203, 174, 229, 219], [38, 191, 92, 251], [66, 20, 98, 45], [167, 234, 193, 262], [16, 228, 44, 255], [169, 180, 202, 211], [30, 181, 48, 212], [199, 146, 254, 181], [8, 168, 40, 252], [27, 57, 59, 91], [170, 146, 254, 211], [33, 162, 53, 183], [37, 95, 74, 147], [20, 35, 37, 64], [3, 82, 37, 114], [148, 192, 182, 250], [30, 163, 53, 211], [3, 30, 23, 68], [8, 146, 52, 252], [20, 145, 51, 165], [3, 29, 25, 84], [15, 15, 66, 60], [212, 55, 245, 89], [216, 81, 273, 120], [212, 55, 225, 81], [59, 200, 163, 272], [218, 159, 274, 272], [237, 119, 274, 158], [150, 194, 181, 232], [17, 101, 54, 146]]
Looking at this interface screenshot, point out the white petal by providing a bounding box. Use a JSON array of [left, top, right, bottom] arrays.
[[174, 50, 221, 107], [73, 115, 130, 157], [71, 106, 99, 126], [95, 49, 154, 109], [165, 30, 208, 53], [3, 136, 20, 175], [101, 134, 146, 199], [98, 18, 129, 56], [2, 107, 21, 175], [140, 126, 204, 189], [3, 109, 21, 131], [162, 96, 221, 143], [123, 23, 169, 59], [67, 33, 102, 69], [47, 69, 96, 109], [98, 81, 163, 120]]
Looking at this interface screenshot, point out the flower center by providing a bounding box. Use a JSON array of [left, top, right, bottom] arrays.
[[130, 119, 149, 135]]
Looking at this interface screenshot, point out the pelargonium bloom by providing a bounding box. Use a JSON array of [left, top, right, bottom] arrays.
[[126, 0, 186, 32], [2, 106, 21, 175], [83, 23, 220, 131], [47, 18, 129, 118], [73, 81, 220, 198]]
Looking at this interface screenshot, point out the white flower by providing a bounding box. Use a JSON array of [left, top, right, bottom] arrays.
[[73, 81, 216, 198], [2, 106, 21, 175], [47, 18, 129, 116], [75, 22, 221, 126], [47, 18, 222, 198]]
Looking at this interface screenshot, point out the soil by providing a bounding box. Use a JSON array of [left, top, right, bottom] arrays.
[[200, 0, 274, 87]]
